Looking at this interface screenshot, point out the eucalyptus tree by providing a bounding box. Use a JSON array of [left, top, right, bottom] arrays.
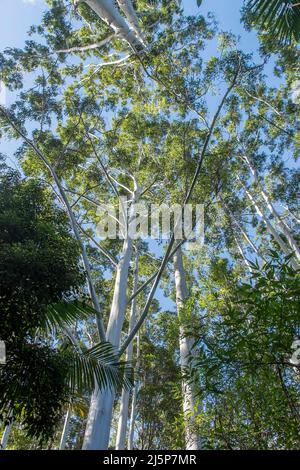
[[74, 0, 145, 49], [1, 0, 298, 450], [115, 250, 139, 449], [188, 254, 300, 449]]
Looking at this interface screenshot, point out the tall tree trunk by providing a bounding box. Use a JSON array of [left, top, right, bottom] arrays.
[[59, 407, 72, 450], [283, 205, 300, 225], [233, 234, 253, 274], [173, 247, 200, 450], [116, 0, 144, 44], [50, 174, 106, 341], [223, 201, 266, 262], [127, 332, 140, 451], [84, 0, 144, 48], [243, 155, 300, 262], [240, 179, 299, 270], [0, 112, 106, 340], [0, 418, 13, 450], [115, 251, 139, 449], [83, 234, 134, 449]]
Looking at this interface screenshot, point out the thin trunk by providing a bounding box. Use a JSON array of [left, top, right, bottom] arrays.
[[115, 251, 139, 450], [59, 407, 72, 450], [118, 70, 240, 357], [128, 332, 140, 451], [173, 247, 200, 450], [83, 234, 134, 449], [51, 174, 106, 341], [0, 418, 13, 450], [237, 221, 265, 261], [240, 179, 299, 270], [243, 155, 300, 262], [283, 205, 300, 225], [234, 234, 253, 274], [84, 0, 144, 49], [0, 112, 106, 341], [224, 202, 266, 261]]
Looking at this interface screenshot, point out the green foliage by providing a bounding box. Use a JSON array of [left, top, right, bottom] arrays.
[[0, 171, 82, 440], [0, 0, 299, 450], [0, 172, 83, 337], [136, 333, 185, 450], [67, 341, 133, 395], [191, 254, 300, 449], [244, 0, 300, 44], [0, 343, 70, 442], [0, 171, 132, 442]]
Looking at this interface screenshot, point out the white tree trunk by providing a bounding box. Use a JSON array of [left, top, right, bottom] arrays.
[[24, 145, 106, 341], [230, 213, 264, 259], [173, 247, 200, 450], [59, 407, 72, 450], [234, 234, 253, 274], [84, 0, 144, 48], [51, 174, 106, 341], [283, 205, 300, 225], [116, 0, 144, 43], [241, 180, 299, 270], [82, 235, 134, 449], [222, 200, 266, 262], [115, 252, 139, 449], [243, 155, 300, 262], [127, 332, 140, 451], [237, 222, 265, 260], [0, 418, 13, 450]]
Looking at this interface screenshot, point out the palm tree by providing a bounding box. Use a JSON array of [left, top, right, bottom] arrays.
[[187, 0, 300, 44], [39, 300, 133, 397], [245, 0, 300, 44], [0, 300, 132, 448]]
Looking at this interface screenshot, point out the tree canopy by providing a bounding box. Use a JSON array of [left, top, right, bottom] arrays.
[[0, 0, 299, 451]]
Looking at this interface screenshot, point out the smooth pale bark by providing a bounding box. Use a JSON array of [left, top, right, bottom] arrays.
[[47, 173, 106, 341], [127, 332, 140, 451], [115, 252, 139, 449], [116, 0, 144, 44], [84, 0, 144, 48], [240, 179, 299, 270], [234, 235, 253, 274], [83, 233, 134, 449], [118, 69, 240, 358], [56, 34, 115, 54], [283, 206, 300, 225], [1, 107, 134, 450], [243, 155, 300, 262], [237, 221, 265, 261], [59, 407, 72, 450], [173, 247, 200, 450], [223, 202, 266, 261], [0, 418, 13, 450]]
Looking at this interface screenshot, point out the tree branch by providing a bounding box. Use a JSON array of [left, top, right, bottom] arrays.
[[119, 68, 240, 356]]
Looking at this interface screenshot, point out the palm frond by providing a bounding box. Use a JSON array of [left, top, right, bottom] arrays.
[[248, 0, 300, 43], [68, 341, 134, 394], [43, 300, 100, 331]]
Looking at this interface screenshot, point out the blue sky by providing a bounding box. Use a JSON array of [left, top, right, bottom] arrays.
[[0, 0, 257, 51], [0, 0, 264, 165], [0, 0, 281, 310]]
